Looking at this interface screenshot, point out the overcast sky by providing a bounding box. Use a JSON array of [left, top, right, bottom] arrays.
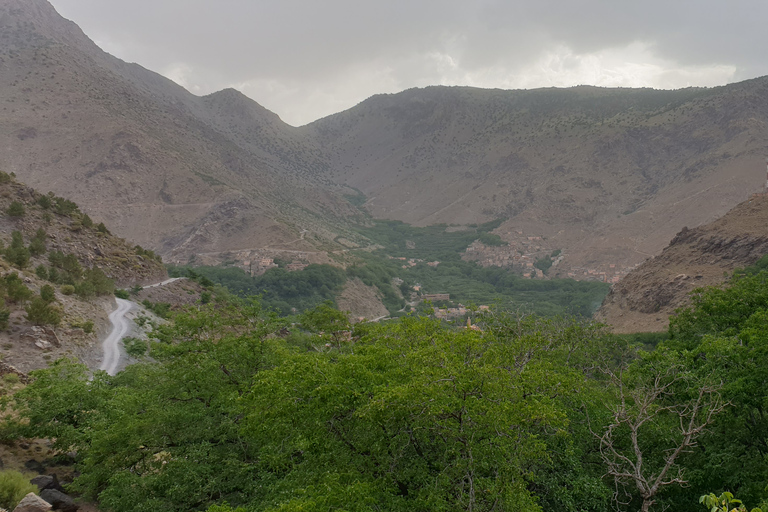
[[47, 0, 766, 126]]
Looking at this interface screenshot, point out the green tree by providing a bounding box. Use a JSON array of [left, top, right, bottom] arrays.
[[40, 284, 55, 304], [37, 195, 52, 209], [5, 273, 32, 304], [4, 231, 30, 268], [25, 296, 61, 325]]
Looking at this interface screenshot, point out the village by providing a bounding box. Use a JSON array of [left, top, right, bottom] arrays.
[[462, 233, 636, 284]]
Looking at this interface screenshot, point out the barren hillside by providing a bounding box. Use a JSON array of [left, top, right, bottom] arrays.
[[306, 84, 768, 276], [595, 194, 768, 332], [0, 0, 360, 262]]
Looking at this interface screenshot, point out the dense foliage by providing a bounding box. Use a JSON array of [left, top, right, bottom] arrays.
[[9, 269, 768, 511], [168, 264, 347, 315]]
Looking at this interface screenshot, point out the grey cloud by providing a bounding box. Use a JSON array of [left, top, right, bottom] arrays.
[[48, 0, 768, 124]]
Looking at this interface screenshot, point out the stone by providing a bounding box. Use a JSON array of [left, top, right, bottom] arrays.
[[34, 340, 52, 350], [30, 475, 65, 494], [23, 460, 45, 474], [38, 490, 76, 512], [11, 493, 51, 512]]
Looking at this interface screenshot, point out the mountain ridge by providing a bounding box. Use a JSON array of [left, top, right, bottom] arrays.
[[3, 0, 768, 280]]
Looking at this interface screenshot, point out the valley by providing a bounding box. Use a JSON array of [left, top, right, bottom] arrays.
[[2, 0, 768, 281], [2, 2, 768, 512]]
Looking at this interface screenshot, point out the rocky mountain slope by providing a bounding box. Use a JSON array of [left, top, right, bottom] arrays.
[[0, 0, 360, 263], [595, 194, 768, 332], [0, 173, 165, 372], [306, 84, 768, 276], [3, 0, 768, 279]]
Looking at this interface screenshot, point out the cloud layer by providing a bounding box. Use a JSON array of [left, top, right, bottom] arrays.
[[49, 0, 764, 125]]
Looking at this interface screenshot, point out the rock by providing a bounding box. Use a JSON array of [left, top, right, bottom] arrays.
[[37, 490, 76, 512], [11, 493, 51, 512], [30, 475, 65, 494], [34, 340, 52, 350], [23, 460, 45, 474]]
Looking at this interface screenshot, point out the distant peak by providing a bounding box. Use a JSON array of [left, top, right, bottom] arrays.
[[0, 0, 97, 53]]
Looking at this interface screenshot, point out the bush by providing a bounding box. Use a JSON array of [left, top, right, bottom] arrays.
[[0, 307, 9, 330], [114, 289, 130, 299], [37, 195, 51, 209], [5, 274, 32, 304], [40, 285, 55, 304], [34, 265, 48, 281], [123, 337, 148, 358], [74, 280, 95, 299], [6, 201, 25, 217], [60, 285, 75, 296], [25, 297, 61, 326], [0, 470, 37, 509], [2, 373, 19, 384], [81, 214, 93, 228], [71, 319, 94, 334]]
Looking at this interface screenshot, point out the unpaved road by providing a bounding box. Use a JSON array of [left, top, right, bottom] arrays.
[[100, 278, 184, 375], [142, 277, 183, 289], [99, 298, 133, 376]]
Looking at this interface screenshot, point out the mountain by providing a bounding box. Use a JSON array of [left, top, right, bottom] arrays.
[[0, 0, 360, 263], [3, 0, 768, 279], [595, 195, 768, 332], [305, 84, 768, 276], [0, 172, 166, 373]]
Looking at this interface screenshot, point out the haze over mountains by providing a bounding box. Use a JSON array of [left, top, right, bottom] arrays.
[[2, 0, 768, 276]]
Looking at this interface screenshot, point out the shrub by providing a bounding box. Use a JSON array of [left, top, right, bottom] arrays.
[[5, 274, 32, 304], [123, 337, 148, 358], [81, 214, 93, 228], [28, 237, 45, 257], [28, 228, 47, 257], [47, 267, 59, 284], [0, 469, 37, 509], [0, 307, 9, 330], [37, 195, 51, 209], [96, 222, 109, 234], [34, 265, 47, 281], [6, 201, 25, 217], [40, 285, 55, 304], [25, 297, 61, 326], [60, 285, 75, 296], [74, 280, 95, 299], [0, 172, 12, 184], [4, 245, 29, 268], [2, 373, 19, 384], [83, 268, 114, 296], [114, 289, 130, 299], [71, 319, 94, 334]]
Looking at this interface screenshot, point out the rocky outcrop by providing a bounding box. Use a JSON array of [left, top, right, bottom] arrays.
[[0, 362, 29, 384], [12, 493, 51, 512], [38, 490, 76, 512], [596, 195, 768, 333]]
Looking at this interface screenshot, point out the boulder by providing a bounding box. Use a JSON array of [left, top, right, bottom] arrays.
[[11, 493, 51, 512], [23, 460, 45, 474], [30, 475, 65, 494], [38, 490, 76, 512]]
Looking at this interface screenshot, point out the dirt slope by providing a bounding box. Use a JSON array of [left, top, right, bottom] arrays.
[[0, 0, 360, 262], [595, 195, 768, 332], [306, 83, 768, 275]]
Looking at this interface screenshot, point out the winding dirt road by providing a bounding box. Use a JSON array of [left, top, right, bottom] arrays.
[[100, 298, 132, 376]]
